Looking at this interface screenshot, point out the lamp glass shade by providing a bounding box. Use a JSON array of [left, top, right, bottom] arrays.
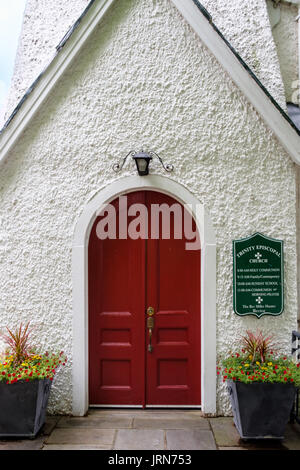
[[133, 152, 152, 176]]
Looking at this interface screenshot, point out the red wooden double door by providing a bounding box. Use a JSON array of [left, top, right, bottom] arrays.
[[88, 191, 201, 406]]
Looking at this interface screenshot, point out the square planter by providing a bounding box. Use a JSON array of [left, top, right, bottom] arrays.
[[0, 378, 52, 438], [227, 380, 296, 440]]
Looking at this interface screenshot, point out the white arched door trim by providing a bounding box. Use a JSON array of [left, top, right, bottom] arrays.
[[72, 175, 216, 416]]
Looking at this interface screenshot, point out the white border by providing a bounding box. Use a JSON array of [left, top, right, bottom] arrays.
[[72, 175, 216, 416]]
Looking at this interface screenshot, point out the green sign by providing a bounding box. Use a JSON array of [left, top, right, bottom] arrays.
[[233, 233, 284, 318]]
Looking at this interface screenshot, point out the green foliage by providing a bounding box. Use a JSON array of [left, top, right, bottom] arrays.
[[2, 323, 32, 367], [240, 330, 276, 364]]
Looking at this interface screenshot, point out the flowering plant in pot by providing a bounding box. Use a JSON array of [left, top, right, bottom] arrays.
[[218, 330, 300, 440], [0, 322, 66, 438]]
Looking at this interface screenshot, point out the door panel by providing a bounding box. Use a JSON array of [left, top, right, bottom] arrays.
[[88, 190, 201, 406], [88, 192, 146, 405], [145, 192, 201, 405]]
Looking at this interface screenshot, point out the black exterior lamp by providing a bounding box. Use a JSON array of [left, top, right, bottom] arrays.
[[132, 151, 152, 176], [113, 150, 173, 176]]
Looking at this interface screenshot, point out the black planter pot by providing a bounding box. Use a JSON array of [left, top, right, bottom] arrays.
[[0, 379, 52, 438], [227, 380, 296, 440]]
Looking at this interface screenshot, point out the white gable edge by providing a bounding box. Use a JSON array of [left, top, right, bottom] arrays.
[[0, 0, 116, 164], [171, 0, 300, 164], [0, 0, 299, 165]]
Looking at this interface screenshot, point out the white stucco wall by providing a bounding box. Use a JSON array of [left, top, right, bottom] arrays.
[[201, 0, 287, 109], [268, 1, 299, 104], [0, 0, 297, 415], [3, 0, 287, 127], [3, 0, 90, 125]]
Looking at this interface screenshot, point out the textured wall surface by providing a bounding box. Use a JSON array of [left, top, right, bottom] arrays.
[[0, 0, 297, 415], [3, 0, 90, 124], [3, 0, 287, 127], [270, 2, 299, 104], [201, 0, 287, 109]]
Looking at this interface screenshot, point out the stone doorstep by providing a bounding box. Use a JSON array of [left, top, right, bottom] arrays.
[[44, 412, 215, 451], [55, 411, 210, 431], [56, 415, 133, 429], [1, 415, 299, 451]]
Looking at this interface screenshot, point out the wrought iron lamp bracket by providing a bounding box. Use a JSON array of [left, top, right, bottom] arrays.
[[148, 151, 174, 173], [112, 151, 136, 173], [112, 150, 174, 174]]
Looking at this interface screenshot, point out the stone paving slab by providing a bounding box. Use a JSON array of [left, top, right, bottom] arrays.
[[133, 416, 210, 429], [281, 423, 300, 450], [239, 440, 287, 451], [0, 437, 45, 450], [219, 447, 247, 450], [0, 412, 299, 450], [45, 427, 115, 446], [166, 429, 217, 450], [208, 417, 241, 447], [43, 416, 62, 435], [43, 444, 112, 450], [208, 417, 292, 450], [114, 429, 165, 450]]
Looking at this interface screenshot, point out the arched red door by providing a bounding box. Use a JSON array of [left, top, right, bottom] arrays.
[[88, 191, 201, 406]]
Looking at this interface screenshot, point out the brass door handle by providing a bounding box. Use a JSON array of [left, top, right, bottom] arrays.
[[147, 307, 155, 352]]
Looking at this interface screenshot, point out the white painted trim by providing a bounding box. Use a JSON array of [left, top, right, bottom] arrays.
[[72, 175, 216, 416], [0, 0, 299, 166], [171, 0, 300, 164]]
